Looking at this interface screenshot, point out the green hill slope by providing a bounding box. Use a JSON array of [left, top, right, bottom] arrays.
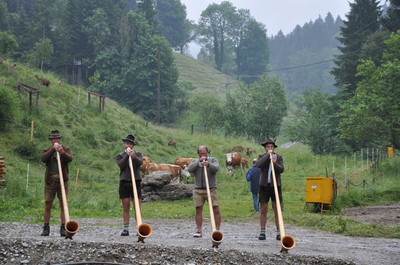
[[173, 53, 238, 100], [1, 59, 399, 239], [0, 59, 263, 219]]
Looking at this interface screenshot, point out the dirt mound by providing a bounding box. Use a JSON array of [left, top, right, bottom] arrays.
[[343, 202, 400, 227]]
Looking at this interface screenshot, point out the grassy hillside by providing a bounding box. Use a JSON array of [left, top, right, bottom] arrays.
[[1, 59, 399, 239], [173, 52, 238, 100]]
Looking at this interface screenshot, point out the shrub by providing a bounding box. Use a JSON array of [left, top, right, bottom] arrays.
[[14, 140, 40, 162]]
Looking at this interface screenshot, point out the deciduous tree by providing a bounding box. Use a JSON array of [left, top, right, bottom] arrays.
[[225, 75, 288, 141], [339, 31, 400, 148]]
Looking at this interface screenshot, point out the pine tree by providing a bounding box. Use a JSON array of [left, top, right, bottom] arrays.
[[381, 0, 400, 32], [331, 0, 381, 99]]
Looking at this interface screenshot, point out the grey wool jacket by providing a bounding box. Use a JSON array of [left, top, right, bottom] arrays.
[[187, 157, 219, 189]]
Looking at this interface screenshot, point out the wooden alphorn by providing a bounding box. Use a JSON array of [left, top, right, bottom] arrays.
[[56, 152, 79, 239], [128, 156, 152, 242], [203, 166, 224, 247], [269, 153, 296, 252]]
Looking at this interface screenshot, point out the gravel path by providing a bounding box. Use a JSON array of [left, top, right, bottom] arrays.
[[1, 217, 399, 265]]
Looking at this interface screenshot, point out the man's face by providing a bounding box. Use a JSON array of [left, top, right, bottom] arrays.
[[265, 144, 275, 152], [124, 142, 134, 149], [51, 138, 61, 145], [198, 148, 208, 158]]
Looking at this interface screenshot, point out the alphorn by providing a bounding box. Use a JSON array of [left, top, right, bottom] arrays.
[[269, 153, 296, 252], [128, 156, 152, 242], [203, 166, 224, 247], [56, 152, 79, 239]]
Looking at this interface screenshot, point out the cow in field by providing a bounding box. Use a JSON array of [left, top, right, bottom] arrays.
[[35, 75, 50, 87], [168, 140, 177, 148], [140, 156, 152, 173], [174, 157, 195, 169], [241, 158, 249, 169], [225, 152, 242, 176], [145, 163, 181, 183], [246, 148, 254, 156], [230, 146, 245, 153]]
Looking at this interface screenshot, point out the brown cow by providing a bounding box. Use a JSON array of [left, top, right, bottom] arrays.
[[225, 152, 242, 176], [145, 163, 181, 182], [35, 75, 50, 87], [168, 140, 177, 148], [174, 157, 195, 169], [140, 156, 152, 172], [245, 148, 254, 156], [241, 158, 249, 169], [230, 146, 245, 152], [225, 152, 242, 168]]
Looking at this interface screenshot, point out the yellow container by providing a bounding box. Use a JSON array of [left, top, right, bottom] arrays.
[[305, 177, 334, 204], [388, 146, 394, 157]]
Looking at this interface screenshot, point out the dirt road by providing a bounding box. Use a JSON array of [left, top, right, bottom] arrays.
[[1, 211, 399, 265]]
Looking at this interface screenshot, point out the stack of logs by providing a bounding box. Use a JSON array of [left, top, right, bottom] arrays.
[[0, 156, 5, 184]]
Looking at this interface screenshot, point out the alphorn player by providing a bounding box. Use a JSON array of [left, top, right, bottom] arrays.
[[116, 134, 143, 236], [40, 130, 73, 237], [256, 138, 284, 241], [187, 145, 221, 238]]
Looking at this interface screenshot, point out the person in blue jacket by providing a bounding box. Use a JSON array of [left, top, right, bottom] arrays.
[[246, 159, 260, 213]]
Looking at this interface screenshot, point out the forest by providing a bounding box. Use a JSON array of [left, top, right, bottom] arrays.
[[1, 0, 400, 153]]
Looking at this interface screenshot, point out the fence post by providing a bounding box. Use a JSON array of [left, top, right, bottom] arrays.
[[344, 156, 347, 190], [361, 148, 364, 173], [30, 120, 34, 141]]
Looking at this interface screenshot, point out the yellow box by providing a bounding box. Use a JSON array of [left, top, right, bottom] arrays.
[[305, 177, 334, 204], [388, 146, 394, 157]]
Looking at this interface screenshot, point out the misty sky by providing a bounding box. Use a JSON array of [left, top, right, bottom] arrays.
[[180, 0, 387, 56]]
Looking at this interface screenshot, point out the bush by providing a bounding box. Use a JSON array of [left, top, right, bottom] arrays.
[[14, 140, 40, 162], [0, 32, 18, 57]]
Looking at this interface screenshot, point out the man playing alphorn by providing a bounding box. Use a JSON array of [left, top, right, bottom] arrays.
[[40, 130, 73, 237], [187, 145, 221, 238], [116, 134, 143, 236], [256, 138, 284, 241]]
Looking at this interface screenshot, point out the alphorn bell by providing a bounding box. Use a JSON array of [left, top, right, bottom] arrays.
[[56, 152, 79, 239], [203, 166, 224, 247], [128, 156, 152, 242], [269, 153, 296, 252]]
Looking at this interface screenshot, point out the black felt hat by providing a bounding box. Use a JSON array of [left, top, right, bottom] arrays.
[[122, 134, 136, 145], [261, 138, 277, 148], [48, 130, 62, 139]]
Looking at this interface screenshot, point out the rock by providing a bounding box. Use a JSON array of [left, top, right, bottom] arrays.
[[142, 171, 193, 201]]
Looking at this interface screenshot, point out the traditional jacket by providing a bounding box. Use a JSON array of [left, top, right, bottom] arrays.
[[187, 157, 219, 189], [116, 150, 143, 181], [255, 152, 284, 187], [41, 145, 73, 184]]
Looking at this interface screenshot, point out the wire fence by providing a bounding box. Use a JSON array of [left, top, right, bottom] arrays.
[[335, 147, 391, 191]]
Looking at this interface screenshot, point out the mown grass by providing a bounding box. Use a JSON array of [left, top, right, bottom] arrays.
[[1, 58, 400, 239]]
